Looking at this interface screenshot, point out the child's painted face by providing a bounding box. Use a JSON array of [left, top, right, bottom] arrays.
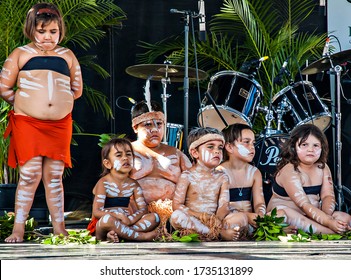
[[296, 134, 322, 165], [136, 119, 164, 148], [196, 140, 224, 168], [34, 20, 60, 51], [234, 129, 255, 161], [106, 144, 134, 173]]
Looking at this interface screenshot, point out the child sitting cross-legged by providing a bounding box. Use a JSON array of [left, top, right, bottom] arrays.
[[87, 138, 160, 242], [170, 127, 242, 241]]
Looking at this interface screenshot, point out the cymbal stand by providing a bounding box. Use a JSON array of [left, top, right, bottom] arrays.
[[329, 63, 345, 210]]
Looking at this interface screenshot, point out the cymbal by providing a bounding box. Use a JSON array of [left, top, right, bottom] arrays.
[[125, 64, 208, 82], [301, 49, 351, 75]]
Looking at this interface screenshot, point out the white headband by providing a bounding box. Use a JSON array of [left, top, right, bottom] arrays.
[[188, 134, 225, 154], [132, 111, 165, 127]]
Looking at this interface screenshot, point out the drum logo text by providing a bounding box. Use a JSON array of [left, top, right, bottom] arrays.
[[259, 145, 281, 166]]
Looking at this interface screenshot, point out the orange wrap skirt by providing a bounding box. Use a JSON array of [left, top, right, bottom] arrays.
[[4, 110, 73, 168], [87, 216, 98, 235]]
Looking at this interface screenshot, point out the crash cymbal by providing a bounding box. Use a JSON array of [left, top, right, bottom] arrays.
[[125, 64, 208, 82], [301, 49, 351, 75]]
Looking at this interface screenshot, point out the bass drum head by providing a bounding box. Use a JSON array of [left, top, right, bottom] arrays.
[[254, 134, 289, 178], [254, 134, 289, 204], [198, 105, 252, 131]]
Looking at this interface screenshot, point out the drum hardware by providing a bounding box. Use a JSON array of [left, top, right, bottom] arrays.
[[274, 97, 292, 132], [302, 49, 351, 211], [256, 105, 280, 137]]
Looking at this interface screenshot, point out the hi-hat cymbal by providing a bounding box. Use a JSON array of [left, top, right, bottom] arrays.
[[301, 49, 351, 75], [125, 64, 208, 82]]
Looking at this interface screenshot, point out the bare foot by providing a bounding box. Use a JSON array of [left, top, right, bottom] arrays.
[[107, 231, 119, 243], [231, 226, 242, 241], [284, 225, 298, 235], [5, 232, 24, 243], [141, 229, 158, 241], [53, 229, 69, 237]]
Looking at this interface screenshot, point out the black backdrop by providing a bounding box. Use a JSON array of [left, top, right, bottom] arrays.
[[33, 1, 351, 212]]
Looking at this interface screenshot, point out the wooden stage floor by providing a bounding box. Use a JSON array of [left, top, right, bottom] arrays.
[[1, 239, 351, 260]]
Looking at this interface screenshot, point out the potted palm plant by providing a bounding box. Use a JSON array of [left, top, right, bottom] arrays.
[[0, 0, 126, 212]]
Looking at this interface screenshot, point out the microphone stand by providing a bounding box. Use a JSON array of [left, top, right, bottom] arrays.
[[170, 9, 198, 153], [183, 12, 190, 153], [329, 63, 345, 211]]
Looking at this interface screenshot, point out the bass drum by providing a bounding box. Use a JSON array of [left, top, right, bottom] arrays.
[[198, 70, 263, 131], [254, 134, 289, 177], [254, 134, 289, 204]]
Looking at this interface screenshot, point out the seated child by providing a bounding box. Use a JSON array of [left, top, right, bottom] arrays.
[[88, 138, 160, 242], [130, 100, 192, 226], [170, 127, 242, 241], [267, 124, 351, 234], [217, 124, 266, 236]]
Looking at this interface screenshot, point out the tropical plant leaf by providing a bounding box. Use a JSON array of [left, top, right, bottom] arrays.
[[0, 0, 126, 183], [136, 0, 327, 132]]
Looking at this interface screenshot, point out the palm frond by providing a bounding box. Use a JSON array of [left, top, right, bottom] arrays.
[[0, 0, 126, 183], [82, 85, 113, 119], [79, 55, 110, 79], [56, 0, 126, 50]]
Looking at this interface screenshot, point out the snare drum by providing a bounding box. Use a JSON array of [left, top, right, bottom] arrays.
[[166, 123, 183, 150], [272, 81, 331, 132], [198, 71, 263, 131]]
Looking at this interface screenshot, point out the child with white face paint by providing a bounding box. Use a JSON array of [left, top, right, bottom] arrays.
[[88, 138, 160, 242], [267, 124, 351, 234], [0, 3, 83, 243], [170, 127, 241, 241], [130, 100, 192, 229], [217, 123, 266, 238]]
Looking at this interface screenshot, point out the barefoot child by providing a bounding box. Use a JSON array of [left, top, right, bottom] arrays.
[[0, 3, 83, 242], [267, 124, 351, 234], [88, 138, 160, 242], [130, 100, 192, 227], [217, 124, 266, 237], [170, 127, 241, 241]]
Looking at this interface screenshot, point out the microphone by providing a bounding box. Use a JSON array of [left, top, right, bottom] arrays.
[[247, 56, 269, 65], [239, 56, 268, 73], [274, 58, 289, 86], [322, 37, 330, 57], [170, 9, 189, 15], [128, 97, 136, 104], [198, 0, 206, 41]]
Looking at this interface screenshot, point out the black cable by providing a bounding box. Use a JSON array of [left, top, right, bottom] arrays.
[[189, 13, 205, 129], [116, 95, 137, 111]]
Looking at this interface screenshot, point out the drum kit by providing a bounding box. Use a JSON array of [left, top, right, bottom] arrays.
[[125, 49, 351, 209], [197, 49, 351, 209], [125, 62, 208, 150]]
